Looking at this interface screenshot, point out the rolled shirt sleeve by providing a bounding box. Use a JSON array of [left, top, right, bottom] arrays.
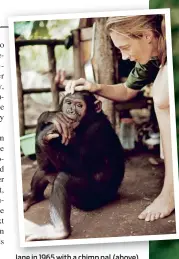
[[125, 59, 160, 90]]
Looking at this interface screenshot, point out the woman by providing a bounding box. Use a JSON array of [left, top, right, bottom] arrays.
[[55, 15, 174, 222]]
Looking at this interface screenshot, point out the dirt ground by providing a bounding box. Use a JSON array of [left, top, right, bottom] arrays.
[[22, 146, 176, 240]]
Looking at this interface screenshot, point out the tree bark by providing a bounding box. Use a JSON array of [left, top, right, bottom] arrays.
[[94, 18, 115, 126]]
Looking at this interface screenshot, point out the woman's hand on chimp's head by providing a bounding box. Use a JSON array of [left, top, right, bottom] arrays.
[[65, 78, 101, 94]]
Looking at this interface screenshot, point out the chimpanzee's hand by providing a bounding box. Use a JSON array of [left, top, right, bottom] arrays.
[[65, 78, 102, 94], [47, 112, 75, 146]]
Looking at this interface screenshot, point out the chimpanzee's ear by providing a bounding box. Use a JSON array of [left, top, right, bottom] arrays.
[[94, 100, 102, 113]]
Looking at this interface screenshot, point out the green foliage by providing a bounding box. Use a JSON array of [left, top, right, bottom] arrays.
[[150, 0, 179, 8], [20, 45, 49, 71], [47, 19, 79, 39], [14, 19, 79, 40], [55, 45, 74, 74], [150, 240, 179, 259], [30, 21, 50, 39], [173, 55, 179, 147], [14, 21, 34, 38], [16, 19, 79, 74]]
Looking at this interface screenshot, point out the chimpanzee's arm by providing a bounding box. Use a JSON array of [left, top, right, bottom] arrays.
[[36, 111, 75, 146], [83, 117, 124, 164], [36, 111, 58, 135], [84, 118, 114, 149], [35, 111, 60, 149]]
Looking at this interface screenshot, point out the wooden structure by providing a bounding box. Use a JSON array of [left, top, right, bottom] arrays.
[[70, 18, 118, 125], [15, 22, 95, 136], [16, 39, 65, 136], [75, 18, 152, 130], [16, 18, 151, 138]]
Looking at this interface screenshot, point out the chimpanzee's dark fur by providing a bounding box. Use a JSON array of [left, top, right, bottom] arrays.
[[24, 91, 125, 239]]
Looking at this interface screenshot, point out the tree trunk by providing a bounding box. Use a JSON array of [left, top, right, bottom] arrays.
[[94, 18, 115, 126]]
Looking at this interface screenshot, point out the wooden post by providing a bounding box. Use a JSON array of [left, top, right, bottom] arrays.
[[16, 46, 25, 136], [47, 45, 59, 110], [94, 18, 115, 126], [72, 29, 82, 79]]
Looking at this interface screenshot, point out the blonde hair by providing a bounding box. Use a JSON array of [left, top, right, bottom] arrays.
[[106, 15, 166, 65]]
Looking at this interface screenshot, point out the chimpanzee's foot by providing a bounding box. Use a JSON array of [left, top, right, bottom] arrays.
[[138, 190, 174, 221], [23, 192, 45, 212], [25, 221, 70, 241]]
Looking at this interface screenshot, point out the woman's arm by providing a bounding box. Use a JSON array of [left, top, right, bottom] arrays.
[[64, 78, 139, 102], [96, 82, 139, 101], [55, 70, 139, 102]]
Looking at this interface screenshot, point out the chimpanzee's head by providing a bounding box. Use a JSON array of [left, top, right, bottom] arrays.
[[60, 91, 102, 122]]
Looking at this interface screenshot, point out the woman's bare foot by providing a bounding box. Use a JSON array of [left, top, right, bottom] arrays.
[[138, 190, 174, 221]]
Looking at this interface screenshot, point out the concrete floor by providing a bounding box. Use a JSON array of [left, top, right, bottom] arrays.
[[22, 148, 176, 241]]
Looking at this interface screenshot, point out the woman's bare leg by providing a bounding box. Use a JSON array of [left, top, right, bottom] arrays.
[[138, 64, 175, 221]]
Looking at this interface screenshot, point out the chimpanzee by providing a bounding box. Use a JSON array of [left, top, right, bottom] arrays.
[[24, 91, 125, 241]]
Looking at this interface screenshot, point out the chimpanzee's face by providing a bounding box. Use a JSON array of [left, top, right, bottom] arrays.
[[62, 94, 87, 121]]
